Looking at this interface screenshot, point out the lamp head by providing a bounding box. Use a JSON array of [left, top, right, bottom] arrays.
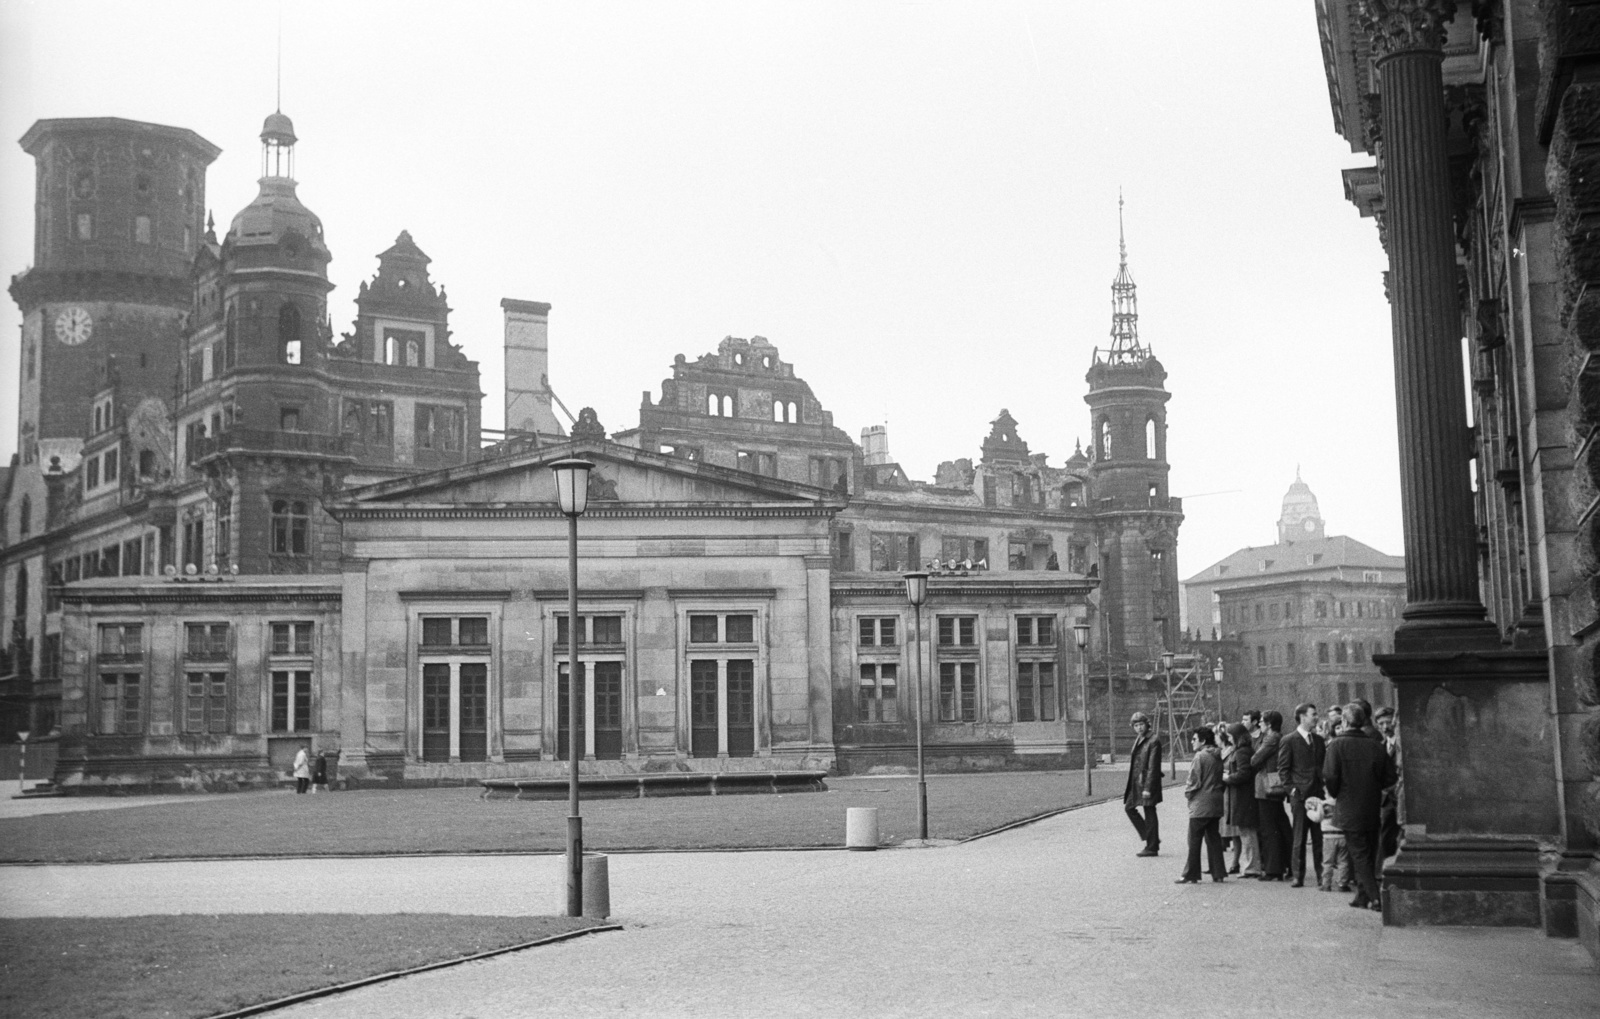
[[903, 571, 928, 607], [549, 458, 596, 517], [1160, 651, 1175, 671], [1072, 620, 1091, 649], [1213, 663, 1224, 683]]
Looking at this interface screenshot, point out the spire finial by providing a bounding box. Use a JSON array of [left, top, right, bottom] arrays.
[[1118, 188, 1127, 270], [1096, 191, 1149, 366], [275, 7, 282, 112]]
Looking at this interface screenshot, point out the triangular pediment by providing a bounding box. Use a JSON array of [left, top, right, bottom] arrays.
[[331, 439, 846, 514]]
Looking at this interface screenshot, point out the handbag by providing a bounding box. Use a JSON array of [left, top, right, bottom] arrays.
[[1254, 764, 1286, 799]]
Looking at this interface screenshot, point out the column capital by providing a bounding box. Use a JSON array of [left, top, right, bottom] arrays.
[[1357, 0, 1456, 60]]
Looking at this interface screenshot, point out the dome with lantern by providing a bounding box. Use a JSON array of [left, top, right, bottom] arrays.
[[223, 109, 331, 271]]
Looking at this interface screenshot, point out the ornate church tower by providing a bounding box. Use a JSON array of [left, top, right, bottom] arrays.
[[1084, 200, 1183, 657]]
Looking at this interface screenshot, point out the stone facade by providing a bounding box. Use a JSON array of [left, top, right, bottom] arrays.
[[1315, 0, 1600, 958]]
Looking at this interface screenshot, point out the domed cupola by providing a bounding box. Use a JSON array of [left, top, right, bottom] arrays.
[[1278, 469, 1325, 542], [224, 110, 331, 273]]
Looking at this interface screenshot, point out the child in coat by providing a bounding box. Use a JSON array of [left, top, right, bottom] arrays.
[[1311, 794, 1351, 892]]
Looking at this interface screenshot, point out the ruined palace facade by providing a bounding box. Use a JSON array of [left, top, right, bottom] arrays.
[[1, 110, 1182, 789]]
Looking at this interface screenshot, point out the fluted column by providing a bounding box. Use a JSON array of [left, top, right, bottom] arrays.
[[1361, 0, 1498, 651]]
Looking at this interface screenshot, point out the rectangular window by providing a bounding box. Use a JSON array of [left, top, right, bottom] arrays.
[[1008, 540, 1030, 571], [185, 623, 229, 660], [1335, 642, 1348, 664], [689, 614, 719, 643], [869, 532, 919, 572], [99, 672, 141, 733], [1068, 543, 1088, 573], [1270, 602, 1280, 620], [591, 615, 623, 645], [1371, 640, 1383, 656], [120, 537, 142, 576], [660, 443, 702, 461], [809, 456, 845, 491], [736, 450, 777, 476], [1336, 681, 1350, 705], [99, 623, 143, 660], [938, 661, 978, 721], [937, 616, 977, 647], [1017, 616, 1054, 646], [457, 616, 489, 646], [422, 617, 454, 646], [184, 671, 228, 733], [271, 622, 314, 655], [1286, 642, 1297, 665], [1254, 603, 1264, 622], [859, 663, 899, 722], [85, 456, 100, 490], [100, 544, 119, 577], [724, 614, 754, 643], [1315, 601, 1328, 618], [271, 669, 313, 732], [832, 529, 854, 571], [1015, 661, 1057, 723], [1256, 645, 1267, 667], [1317, 642, 1330, 664], [940, 536, 989, 565], [103, 448, 118, 483], [279, 407, 301, 432], [1352, 641, 1365, 662], [858, 617, 898, 647]]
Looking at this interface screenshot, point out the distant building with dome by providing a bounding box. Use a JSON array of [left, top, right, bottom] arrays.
[[1181, 474, 1406, 712]]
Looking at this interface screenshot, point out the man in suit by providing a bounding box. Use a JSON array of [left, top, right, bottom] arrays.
[[1124, 711, 1163, 857], [1323, 702, 1399, 912], [1278, 701, 1325, 887]]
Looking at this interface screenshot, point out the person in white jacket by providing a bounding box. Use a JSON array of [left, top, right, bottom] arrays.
[[292, 747, 311, 794]]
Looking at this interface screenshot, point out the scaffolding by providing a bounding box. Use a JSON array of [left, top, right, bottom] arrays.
[[1158, 654, 1212, 759]]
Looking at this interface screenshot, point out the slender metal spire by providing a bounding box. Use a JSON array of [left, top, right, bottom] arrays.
[[1097, 190, 1151, 366]]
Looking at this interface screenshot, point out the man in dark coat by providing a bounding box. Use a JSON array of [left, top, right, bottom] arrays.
[[1278, 702, 1325, 887], [1176, 726, 1227, 883], [1123, 711, 1164, 857], [1323, 702, 1398, 911]]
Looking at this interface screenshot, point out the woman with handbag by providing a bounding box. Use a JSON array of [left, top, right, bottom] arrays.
[[1221, 723, 1261, 877], [1251, 710, 1291, 880]]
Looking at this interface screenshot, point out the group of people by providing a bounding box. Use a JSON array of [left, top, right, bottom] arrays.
[[1122, 700, 1401, 912]]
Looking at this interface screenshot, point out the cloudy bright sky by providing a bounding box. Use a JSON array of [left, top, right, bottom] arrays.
[[0, 1, 1399, 586]]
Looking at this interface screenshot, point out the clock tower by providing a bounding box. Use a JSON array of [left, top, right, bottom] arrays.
[[8, 118, 220, 463], [1277, 470, 1325, 543]]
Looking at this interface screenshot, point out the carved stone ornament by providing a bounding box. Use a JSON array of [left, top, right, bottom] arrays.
[[571, 406, 607, 442], [1356, 0, 1456, 59]]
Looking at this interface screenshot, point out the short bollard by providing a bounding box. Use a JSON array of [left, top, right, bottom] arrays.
[[559, 853, 611, 918], [845, 807, 880, 850]]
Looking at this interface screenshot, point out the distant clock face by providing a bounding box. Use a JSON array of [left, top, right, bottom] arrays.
[[1303, 518, 1316, 533], [55, 306, 93, 346]]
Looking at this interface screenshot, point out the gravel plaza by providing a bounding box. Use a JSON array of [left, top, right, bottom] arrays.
[[2, 786, 1595, 1019]]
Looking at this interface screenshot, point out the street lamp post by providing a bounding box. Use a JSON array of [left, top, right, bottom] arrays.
[[551, 456, 594, 919], [1073, 621, 1092, 796], [1160, 651, 1176, 779], [1212, 659, 1225, 728], [15, 730, 28, 797], [903, 571, 929, 841]]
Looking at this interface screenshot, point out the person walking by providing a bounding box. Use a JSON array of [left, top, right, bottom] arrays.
[[1220, 723, 1259, 877], [1123, 712, 1163, 857], [1279, 702, 1326, 887], [292, 746, 311, 795], [1176, 727, 1227, 884], [311, 752, 329, 794], [1251, 710, 1290, 880], [1323, 702, 1398, 912]]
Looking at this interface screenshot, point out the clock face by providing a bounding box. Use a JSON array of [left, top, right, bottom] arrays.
[[1303, 518, 1316, 533], [54, 307, 93, 346]]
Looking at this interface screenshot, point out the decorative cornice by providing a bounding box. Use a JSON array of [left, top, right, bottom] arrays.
[[332, 503, 838, 522], [531, 589, 647, 602], [59, 586, 341, 606], [831, 577, 1098, 601], [1356, 0, 1456, 61], [665, 588, 777, 600], [398, 589, 513, 602]]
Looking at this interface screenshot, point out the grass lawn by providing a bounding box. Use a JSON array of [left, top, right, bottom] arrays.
[[0, 914, 606, 1019], [0, 771, 1151, 863]]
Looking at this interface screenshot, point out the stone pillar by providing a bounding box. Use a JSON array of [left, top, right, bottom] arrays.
[[1357, 0, 1559, 929], [1365, 0, 1500, 652]]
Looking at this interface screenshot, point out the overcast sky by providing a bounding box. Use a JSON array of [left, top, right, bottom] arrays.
[[0, 1, 1399, 586]]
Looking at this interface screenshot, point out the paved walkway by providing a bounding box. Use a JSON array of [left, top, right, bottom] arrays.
[[2, 798, 1595, 1018]]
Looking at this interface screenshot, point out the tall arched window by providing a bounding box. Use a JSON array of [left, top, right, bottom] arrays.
[[406, 339, 420, 367], [19, 494, 31, 536], [1145, 417, 1157, 460], [279, 303, 302, 365], [723, 395, 734, 417], [1098, 419, 1112, 460], [224, 305, 237, 370], [385, 335, 399, 365], [773, 402, 784, 423], [271, 499, 310, 555], [709, 393, 720, 416], [785, 401, 797, 423], [16, 565, 28, 624]]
